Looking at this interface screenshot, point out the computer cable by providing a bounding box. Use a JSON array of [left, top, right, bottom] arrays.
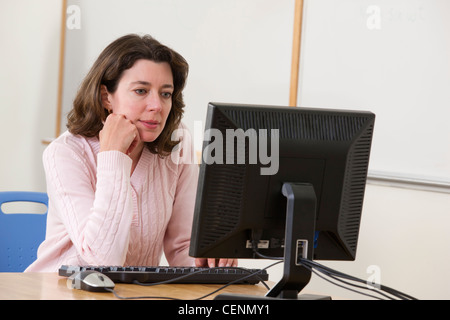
[[250, 242, 418, 300], [299, 258, 417, 300], [104, 287, 180, 300], [251, 248, 391, 300], [298, 258, 418, 300], [298, 260, 394, 300]]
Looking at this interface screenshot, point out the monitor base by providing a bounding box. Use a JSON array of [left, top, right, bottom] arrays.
[[214, 293, 331, 300]]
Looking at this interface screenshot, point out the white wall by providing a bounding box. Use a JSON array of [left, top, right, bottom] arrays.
[[1, 0, 449, 300], [0, 0, 61, 192]]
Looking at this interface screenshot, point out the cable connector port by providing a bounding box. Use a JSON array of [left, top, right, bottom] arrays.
[[295, 239, 308, 266], [246, 240, 270, 249], [269, 238, 284, 249]]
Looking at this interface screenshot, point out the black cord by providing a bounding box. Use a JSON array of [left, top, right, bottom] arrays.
[[299, 258, 414, 300], [251, 249, 397, 300], [249, 240, 418, 301], [253, 250, 284, 260], [298, 258, 418, 300], [104, 287, 180, 300], [299, 262, 392, 300]]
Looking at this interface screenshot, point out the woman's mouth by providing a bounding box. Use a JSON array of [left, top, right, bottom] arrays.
[[140, 120, 160, 129]]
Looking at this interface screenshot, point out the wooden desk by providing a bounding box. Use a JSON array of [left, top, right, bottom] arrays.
[[0, 273, 271, 300]]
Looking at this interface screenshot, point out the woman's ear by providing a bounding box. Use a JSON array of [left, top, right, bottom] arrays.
[[100, 85, 112, 112]]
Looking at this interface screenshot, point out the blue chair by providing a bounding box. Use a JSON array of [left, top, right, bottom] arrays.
[[0, 191, 48, 272]]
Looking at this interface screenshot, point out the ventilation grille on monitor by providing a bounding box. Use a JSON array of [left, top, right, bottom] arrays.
[[201, 164, 246, 248], [199, 110, 247, 249], [223, 108, 369, 141], [338, 124, 374, 257]]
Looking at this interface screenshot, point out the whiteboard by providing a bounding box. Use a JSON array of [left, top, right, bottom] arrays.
[[61, 0, 295, 152], [297, 0, 450, 187]]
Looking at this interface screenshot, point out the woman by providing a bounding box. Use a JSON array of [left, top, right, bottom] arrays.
[[26, 34, 236, 272]]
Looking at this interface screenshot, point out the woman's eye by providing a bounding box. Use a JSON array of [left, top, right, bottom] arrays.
[[135, 89, 147, 95], [161, 92, 172, 99]]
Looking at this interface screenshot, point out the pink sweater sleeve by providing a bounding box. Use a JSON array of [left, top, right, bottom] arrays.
[[43, 139, 134, 266]]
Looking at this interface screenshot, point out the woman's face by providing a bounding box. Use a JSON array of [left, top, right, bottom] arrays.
[[105, 59, 174, 143]]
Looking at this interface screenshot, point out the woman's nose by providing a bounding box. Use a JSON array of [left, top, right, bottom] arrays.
[[146, 93, 162, 112]]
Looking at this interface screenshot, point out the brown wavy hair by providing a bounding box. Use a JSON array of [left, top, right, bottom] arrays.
[[67, 34, 189, 156]]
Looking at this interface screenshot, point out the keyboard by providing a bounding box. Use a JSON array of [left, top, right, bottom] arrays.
[[58, 265, 268, 285]]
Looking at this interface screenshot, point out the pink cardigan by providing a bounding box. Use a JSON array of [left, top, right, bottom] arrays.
[[26, 127, 198, 272]]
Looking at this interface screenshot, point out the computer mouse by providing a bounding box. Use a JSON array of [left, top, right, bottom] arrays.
[[67, 270, 115, 292]]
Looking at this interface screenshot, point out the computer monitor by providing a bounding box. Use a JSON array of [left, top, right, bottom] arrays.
[[189, 102, 375, 299]]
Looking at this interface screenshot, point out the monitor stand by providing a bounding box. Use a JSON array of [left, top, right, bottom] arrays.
[[215, 182, 331, 300]]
